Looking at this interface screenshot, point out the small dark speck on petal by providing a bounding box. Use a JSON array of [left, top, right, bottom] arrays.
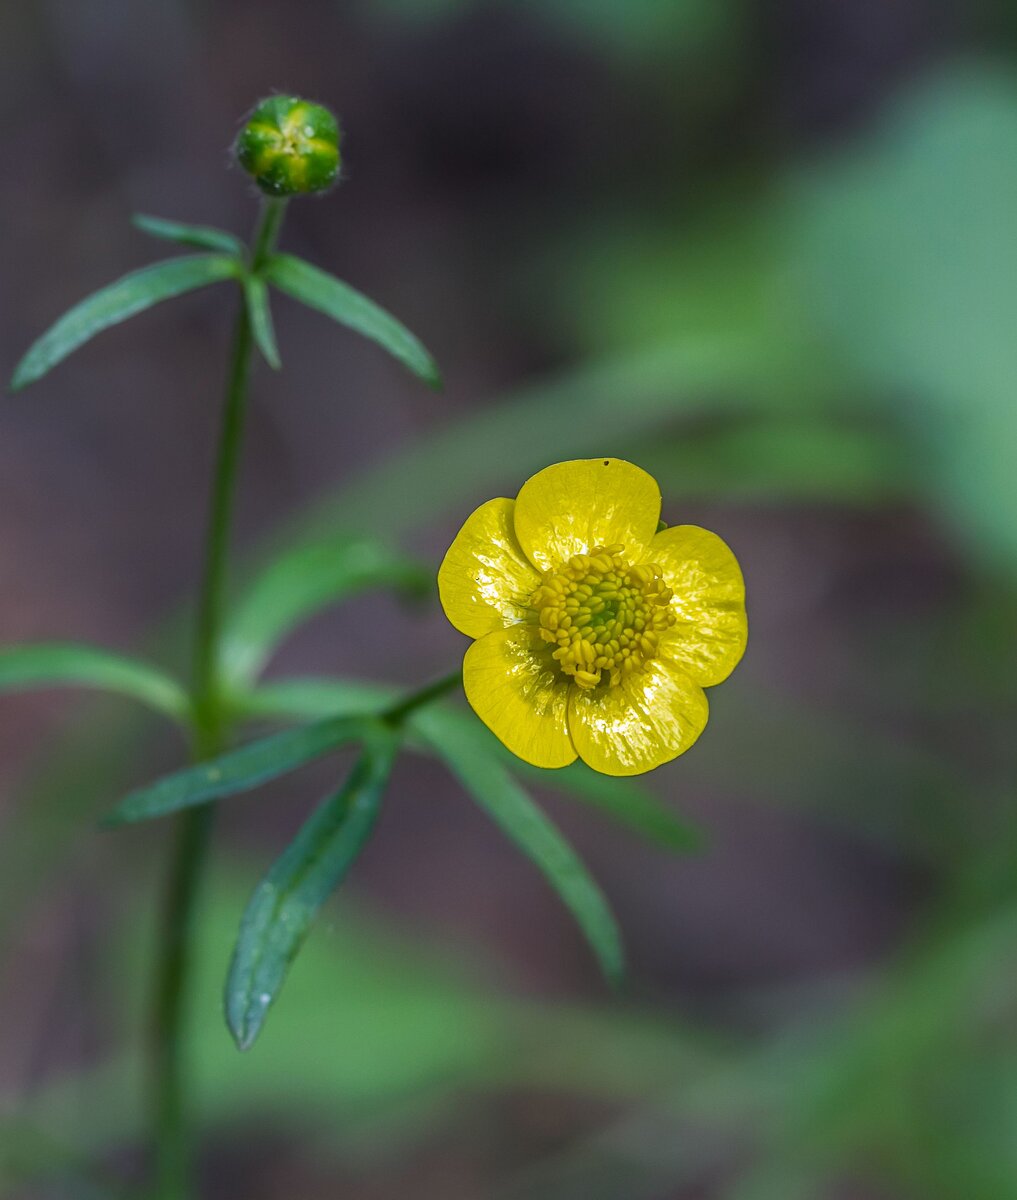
[[603, 460, 610, 466]]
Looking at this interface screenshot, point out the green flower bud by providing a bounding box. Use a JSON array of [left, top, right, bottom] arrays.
[[235, 96, 340, 197]]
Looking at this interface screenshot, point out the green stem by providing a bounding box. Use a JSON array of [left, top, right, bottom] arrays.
[[383, 669, 462, 726], [150, 197, 287, 1200], [192, 196, 286, 739]]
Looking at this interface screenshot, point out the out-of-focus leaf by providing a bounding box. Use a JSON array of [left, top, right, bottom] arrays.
[[541, 199, 797, 358], [269, 336, 839, 560], [264, 252, 441, 388], [793, 66, 1017, 569], [373, 0, 742, 61], [17, 867, 722, 1165], [132, 213, 244, 256], [534, 0, 741, 58], [104, 714, 372, 826], [0, 642, 189, 721], [420, 718, 624, 984], [221, 538, 430, 688], [415, 708, 702, 854], [10, 254, 241, 390], [515, 758, 705, 853], [632, 415, 910, 507], [243, 272, 281, 369], [235, 677, 397, 720], [225, 737, 397, 1050], [238, 678, 701, 854]]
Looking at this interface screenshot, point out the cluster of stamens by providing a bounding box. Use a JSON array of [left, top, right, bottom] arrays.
[[530, 544, 677, 690]]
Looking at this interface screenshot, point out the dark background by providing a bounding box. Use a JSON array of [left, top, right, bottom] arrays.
[[4, 2, 1017, 1197]]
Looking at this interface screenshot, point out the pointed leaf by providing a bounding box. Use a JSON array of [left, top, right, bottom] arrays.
[[132, 213, 245, 256], [515, 758, 704, 853], [104, 713, 373, 826], [222, 538, 430, 687], [422, 722, 624, 984], [226, 738, 397, 1049], [11, 254, 241, 391], [235, 677, 397, 721], [415, 709, 702, 854], [236, 677, 702, 854], [0, 642, 189, 721], [264, 252, 442, 389], [244, 273, 281, 369]]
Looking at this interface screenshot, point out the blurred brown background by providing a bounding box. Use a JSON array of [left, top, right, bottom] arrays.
[[4, 2, 1017, 1198]]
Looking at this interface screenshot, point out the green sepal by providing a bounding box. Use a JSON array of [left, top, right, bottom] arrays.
[[420, 717, 624, 985], [132, 213, 245, 256], [264, 253, 442, 389], [11, 254, 241, 391], [244, 273, 281, 369], [221, 537, 431, 689], [103, 713, 374, 826], [0, 642, 190, 722], [225, 734, 397, 1050]]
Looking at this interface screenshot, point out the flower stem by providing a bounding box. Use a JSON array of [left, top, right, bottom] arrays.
[[383, 670, 463, 726], [150, 197, 287, 1200]]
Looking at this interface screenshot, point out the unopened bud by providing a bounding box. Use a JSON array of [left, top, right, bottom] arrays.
[[235, 96, 340, 197]]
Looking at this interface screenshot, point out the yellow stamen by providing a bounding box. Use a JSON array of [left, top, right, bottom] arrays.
[[529, 545, 676, 690]]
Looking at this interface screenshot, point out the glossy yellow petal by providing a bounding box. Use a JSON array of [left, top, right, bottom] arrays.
[[438, 498, 541, 639], [568, 658, 708, 776], [650, 525, 747, 686], [513, 458, 662, 572], [463, 624, 577, 769]]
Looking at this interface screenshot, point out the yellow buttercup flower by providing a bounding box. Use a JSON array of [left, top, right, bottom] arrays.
[[438, 458, 747, 777]]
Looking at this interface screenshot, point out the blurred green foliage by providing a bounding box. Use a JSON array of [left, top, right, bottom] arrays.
[[6, 6, 1017, 1192]]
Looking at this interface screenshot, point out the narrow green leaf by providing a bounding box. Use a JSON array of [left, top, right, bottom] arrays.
[[0, 642, 189, 721], [264, 252, 442, 389], [104, 714, 372, 826], [11, 254, 241, 391], [235, 677, 702, 855], [132, 213, 245, 256], [234, 677, 397, 721], [415, 708, 702, 853], [515, 758, 705, 853], [222, 539, 431, 688], [226, 738, 397, 1050], [243, 273, 281, 370], [423, 723, 624, 984]]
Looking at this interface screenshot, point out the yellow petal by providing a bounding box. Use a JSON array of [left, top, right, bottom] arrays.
[[463, 624, 577, 769], [513, 458, 662, 572], [568, 658, 708, 776], [650, 525, 747, 686], [438, 498, 541, 639]]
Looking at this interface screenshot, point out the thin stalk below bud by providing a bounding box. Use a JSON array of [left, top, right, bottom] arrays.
[[149, 197, 287, 1200]]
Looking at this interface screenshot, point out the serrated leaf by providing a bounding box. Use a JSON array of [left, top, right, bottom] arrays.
[[264, 252, 441, 389], [11, 254, 241, 391], [222, 538, 431, 688], [422, 721, 624, 984], [132, 213, 244, 256], [0, 642, 189, 721], [226, 738, 397, 1050], [104, 713, 373, 826], [243, 272, 281, 369]]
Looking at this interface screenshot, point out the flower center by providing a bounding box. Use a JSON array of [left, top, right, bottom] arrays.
[[529, 544, 676, 690], [278, 115, 315, 157]]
